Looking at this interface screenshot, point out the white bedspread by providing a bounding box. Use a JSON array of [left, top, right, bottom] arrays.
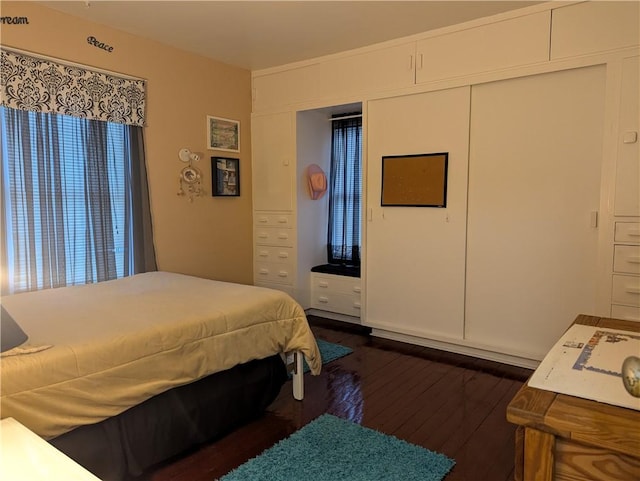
[[0, 272, 320, 439]]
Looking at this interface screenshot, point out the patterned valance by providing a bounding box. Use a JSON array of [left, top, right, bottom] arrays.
[[1, 48, 146, 127]]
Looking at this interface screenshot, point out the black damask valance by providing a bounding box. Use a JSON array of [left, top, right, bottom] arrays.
[[0, 48, 146, 127]]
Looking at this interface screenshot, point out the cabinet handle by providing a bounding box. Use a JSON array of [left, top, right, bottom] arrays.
[[418, 53, 424, 70], [318, 296, 329, 303], [258, 250, 269, 257], [626, 288, 640, 295], [259, 269, 269, 275], [318, 281, 329, 288], [277, 217, 288, 224], [277, 233, 289, 240], [278, 271, 288, 277], [626, 257, 640, 264], [353, 286, 361, 293], [408, 54, 414, 70], [628, 230, 640, 237], [278, 252, 289, 259], [258, 217, 268, 223], [258, 233, 268, 239], [353, 302, 361, 309]]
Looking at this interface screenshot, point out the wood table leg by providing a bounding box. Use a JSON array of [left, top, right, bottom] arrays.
[[524, 428, 555, 481]]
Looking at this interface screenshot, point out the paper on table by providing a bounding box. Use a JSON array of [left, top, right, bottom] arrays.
[[528, 324, 640, 411]]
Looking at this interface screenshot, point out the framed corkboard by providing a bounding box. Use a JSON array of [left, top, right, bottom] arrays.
[[381, 153, 448, 207]]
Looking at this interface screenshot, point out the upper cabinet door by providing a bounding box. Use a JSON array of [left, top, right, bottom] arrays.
[[252, 42, 416, 112], [551, 1, 640, 60], [415, 11, 550, 84], [251, 112, 295, 211]]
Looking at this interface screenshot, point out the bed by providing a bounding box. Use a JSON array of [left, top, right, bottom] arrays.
[[0, 271, 321, 480]]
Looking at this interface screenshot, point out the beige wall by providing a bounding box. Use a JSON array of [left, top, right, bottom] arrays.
[[0, 1, 254, 284]]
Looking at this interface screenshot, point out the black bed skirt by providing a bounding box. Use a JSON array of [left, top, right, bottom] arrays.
[[50, 354, 288, 480]]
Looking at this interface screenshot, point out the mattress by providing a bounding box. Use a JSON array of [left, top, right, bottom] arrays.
[[0, 271, 321, 439]]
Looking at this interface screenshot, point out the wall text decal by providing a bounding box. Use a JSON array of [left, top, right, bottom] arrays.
[[87, 36, 114, 52], [0, 16, 29, 24]]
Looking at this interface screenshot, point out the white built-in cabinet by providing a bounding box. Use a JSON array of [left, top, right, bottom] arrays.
[[251, 112, 296, 296], [251, 1, 640, 365], [253, 11, 550, 111]]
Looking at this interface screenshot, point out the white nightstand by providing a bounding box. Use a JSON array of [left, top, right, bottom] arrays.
[[0, 417, 100, 481]]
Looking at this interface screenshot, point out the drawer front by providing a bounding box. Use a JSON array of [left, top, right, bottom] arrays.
[[311, 273, 361, 297], [254, 262, 294, 285], [612, 275, 640, 307], [611, 304, 640, 322], [615, 222, 640, 243], [254, 213, 293, 228], [614, 245, 640, 274], [311, 292, 362, 317], [254, 227, 294, 247], [255, 246, 293, 264]]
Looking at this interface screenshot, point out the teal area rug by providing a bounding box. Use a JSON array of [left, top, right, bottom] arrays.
[[220, 414, 455, 481]]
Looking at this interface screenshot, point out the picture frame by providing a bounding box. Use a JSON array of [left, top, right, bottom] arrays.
[[212, 157, 240, 197], [207, 115, 240, 152], [381, 152, 448, 207]]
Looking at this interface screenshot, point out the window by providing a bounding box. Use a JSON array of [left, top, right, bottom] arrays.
[[327, 114, 362, 266], [0, 107, 151, 293]]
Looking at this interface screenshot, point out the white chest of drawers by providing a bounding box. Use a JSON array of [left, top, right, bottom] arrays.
[[310, 272, 361, 318], [253, 212, 295, 296]]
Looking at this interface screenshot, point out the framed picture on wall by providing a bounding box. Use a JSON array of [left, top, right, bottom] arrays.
[[207, 115, 240, 152], [212, 157, 240, 197], [381, 152, 448, 207]]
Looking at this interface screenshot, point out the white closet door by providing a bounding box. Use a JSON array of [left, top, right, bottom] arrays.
[[366, 87, 470, 340], [465, 66, 606, 360]]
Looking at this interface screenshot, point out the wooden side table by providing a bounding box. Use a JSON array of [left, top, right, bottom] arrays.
[[506, 315, 640, 481]]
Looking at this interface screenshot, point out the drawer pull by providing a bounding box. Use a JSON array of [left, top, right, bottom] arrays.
[[277, 217, 288, 224], [258, 250, 269, 257], [258, 217, 269, 223], [353, 302, 361, 309], [626, 288, 640, 295], [278, 271, 288, 278], [257, 233, 268, 239], [627, 257, 640, 264], [628, 230, 640, 237], [353, 286, 361, 293], [278, 252, 289, 259], [318, 281, 329, 288], [318, 296, 329, 303], [259, 269, 269, 275], [277, 233, 289, 240]]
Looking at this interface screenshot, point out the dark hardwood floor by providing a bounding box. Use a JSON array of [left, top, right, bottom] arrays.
[[146, 315, 532, 481]]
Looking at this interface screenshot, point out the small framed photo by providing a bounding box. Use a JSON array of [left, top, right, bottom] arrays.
[[212, 157, 240, 197], [207, 115, 240, 152]]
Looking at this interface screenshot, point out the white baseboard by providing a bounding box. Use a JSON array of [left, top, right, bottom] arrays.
[[370, 328, 540, 370]]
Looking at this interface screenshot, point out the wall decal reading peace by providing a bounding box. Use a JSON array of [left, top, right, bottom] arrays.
[[87, 36, 114, 52]]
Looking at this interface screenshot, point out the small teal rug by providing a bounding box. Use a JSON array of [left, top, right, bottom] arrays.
[[309, 338, 353, 372], [219, 414, 455, 481], [289, 339, 353, 377]]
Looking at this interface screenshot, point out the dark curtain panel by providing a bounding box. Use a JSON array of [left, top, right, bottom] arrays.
[[125, 125, 157, 274], [327, 115, 362, 266]]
